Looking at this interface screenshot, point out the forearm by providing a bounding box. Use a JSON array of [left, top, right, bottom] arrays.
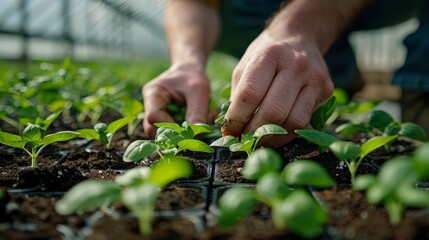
[[165, 0, 220, 68], [267, 0, 372, 53]]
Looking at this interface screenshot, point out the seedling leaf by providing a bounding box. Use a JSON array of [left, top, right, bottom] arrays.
[[242, 148, 282, 181], [154, 122, 182, 133], [253, 124, 288, 138], [148, 156, 192, 188], [282, 160, 335, 188], [399, 122, 426, 141], [310, 96, 336, 131], [56, 180, 121, 215], [106, 117, 134, 133], [177, 139, 214, 153], [360, 135, 397, 159], [123, 140, 159, 162], [0, 131, 25, 148], [218, 187, 256, 229], [329, 141, 360, 161], [295, 129, 339, 149], [41, 131, 80, 146], [367, 110, 394, 131], [210, 135, 239, 147]]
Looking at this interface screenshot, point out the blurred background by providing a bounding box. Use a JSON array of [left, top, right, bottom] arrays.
[[0, 0, 420, 109]]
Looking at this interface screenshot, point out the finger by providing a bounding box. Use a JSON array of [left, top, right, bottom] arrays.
[[243, 69, 302, 133], [185, 82, 210, 124], [142, 84, 176, 138], [259, 86, 318, 147], [223, 54, 277, 137]]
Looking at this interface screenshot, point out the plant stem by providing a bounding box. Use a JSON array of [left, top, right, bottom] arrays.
[[386, 201, 403, 225]]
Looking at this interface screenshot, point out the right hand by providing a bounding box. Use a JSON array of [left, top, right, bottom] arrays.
[[142, 63, 211, 138]]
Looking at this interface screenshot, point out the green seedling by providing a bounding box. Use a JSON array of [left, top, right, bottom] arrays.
[[56, 156, 192, 236], [310, 95, 337, 131], [0, 123, 80, 167], [333, 99, 381, 124], [296, 129, 397, 183], [217, 148, 334, 238], [106, 97, 145, 136], [123, 122, 213, 163], [354, 143, 429, 225], [336, 110, 426, 150], [215, 101, 231, 125], [76, 117, 134, 149], [210, 124, 287, 156]]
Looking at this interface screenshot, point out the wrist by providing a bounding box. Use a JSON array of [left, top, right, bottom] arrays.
[[266, 0, 370, 53]]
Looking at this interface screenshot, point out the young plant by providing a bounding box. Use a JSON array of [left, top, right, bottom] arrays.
[[0, 123, 80, 167], [56, 156, 192, 236], [354, 143, 429, 225], [123, 121, 214, 163], [295, 129, 397, 183], [336, 109, 426, 148], [310, 95, 337, 131], [107, 97, 144, 136], [210, 124, 288, 156], [76, 116, 134, 149], [217, 148, 335, 238]]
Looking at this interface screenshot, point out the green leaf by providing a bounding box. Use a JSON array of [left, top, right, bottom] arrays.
[[0, 131, 25, 148], [94, 123, 107, 133], [188, 123, 212, 136], [353, 174, 377, 190], [384, 122, 401, 136], [310, 96, 337, 131], [115, 167, 152, 186], [106, 117, 134, 133], [360, 135, 397, 158], [218, 187, 256, 230], [154, 122, 182, 133], [335, 123, 371, 137], [329, 141, 361, 161], [282, 160, 335, 188], [56, 180, 121, 215], [210, 135, 239, 147], [41, 131, 80, 146], [272, 189, 327, 238], [256, 173, 292, 204], [253, 124, 288, 138], [242, 148, 282, 181], [76, 129, 100, 140], [177, 139, 214, 153], [413, 143, 429, 178], [295, 129, 339, 149], [397, 186, 429, 207], [37, 111, 62, 130], [156, 128, 185, 148], [123, 98, 144, 117], [399, 122, 426, 141], [230, 140, 254, 153], [22, 124, 43, 143], [123, 140, 159, 162], [367, 110, 394, 131], [148, 156, 192, 188]]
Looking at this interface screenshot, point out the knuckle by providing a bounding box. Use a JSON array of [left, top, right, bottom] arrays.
[[291, 53, 310, 75], [238, 81, 263, 106], [261, 102, 287, 124]]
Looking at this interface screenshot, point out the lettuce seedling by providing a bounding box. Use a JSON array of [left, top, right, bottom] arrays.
[[0, 123, 80, 167], [296, 129, 396, 183], [123, 122, 213, 163], [56, 156, 192, 236], [217, 148, 334, 238], [354, 144, 429, 224], [210, 124, 287, 156], [76, 117, 134, 149]]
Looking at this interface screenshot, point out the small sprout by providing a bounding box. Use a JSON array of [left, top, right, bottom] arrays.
[[354, 151, 429, 225], [310, 95, 337, 131], [295, 129, 396, 183], [123, 122, 213, 164], [77, 117, 134, 149], [56, 157, 192, 236], [217, 148, 334, 238], [210, 124, 287, 156], [0, 123, 80, 167]]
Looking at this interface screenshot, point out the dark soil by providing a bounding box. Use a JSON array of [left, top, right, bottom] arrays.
[[1, 118, 427, 239], [314, 186, 429, 240]]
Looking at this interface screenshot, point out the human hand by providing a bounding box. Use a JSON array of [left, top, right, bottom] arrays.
[[142, 63, 211, 138], [222, 31, 334, 147]]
